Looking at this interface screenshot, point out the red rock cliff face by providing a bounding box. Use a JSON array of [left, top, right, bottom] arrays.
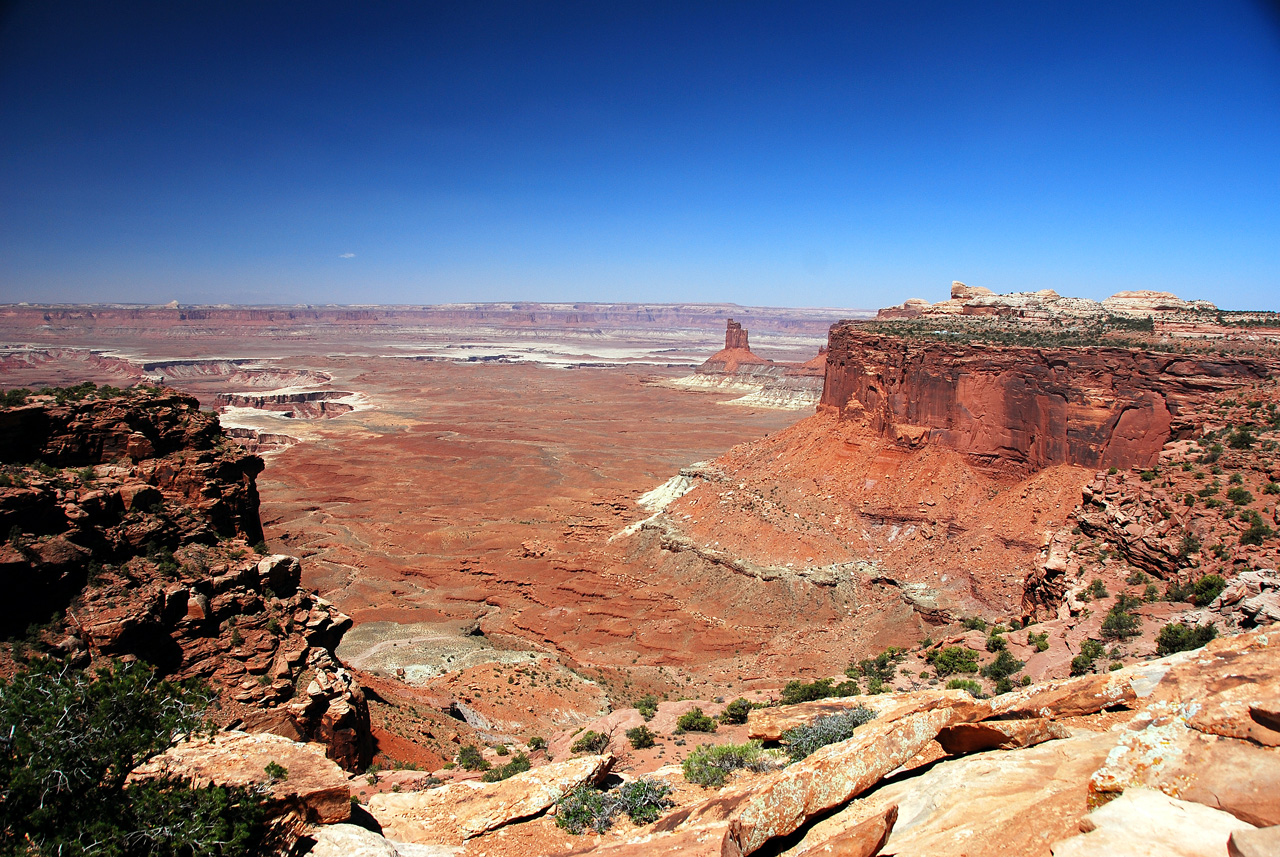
[[820, 326, 1274, 471]]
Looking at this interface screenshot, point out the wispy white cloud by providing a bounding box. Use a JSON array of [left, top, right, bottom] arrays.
[[339, 252, 355, 259]]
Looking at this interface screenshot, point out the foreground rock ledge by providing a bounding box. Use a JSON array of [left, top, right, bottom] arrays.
[[129, 730, 351, 824], [367, 753, 613, 845]]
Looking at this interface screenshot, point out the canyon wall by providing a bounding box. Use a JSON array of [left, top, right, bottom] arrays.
[[820, 326, 1275, 471]]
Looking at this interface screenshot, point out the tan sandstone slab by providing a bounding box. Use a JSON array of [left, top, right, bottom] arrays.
[[746, 689, 978, 741], [857, 730, 1117, 857], [790, 803, 897, 857], [129, 730, 351, 824], [367, 753, 612, 845], [1050, 787, 1256, 857]]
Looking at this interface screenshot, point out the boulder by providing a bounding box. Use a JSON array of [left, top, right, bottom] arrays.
[[129, 731, 351, 824], [1050, 787, 1255, 857], [936, 718, 1069, 755], [307, 824, 462, 857], [1229, 826, 1280, 857], [367, 753, 612, 845], [788, 804, 898, 857]]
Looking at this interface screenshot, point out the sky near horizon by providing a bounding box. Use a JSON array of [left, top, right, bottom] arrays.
[[1, 2, 1278, 310]]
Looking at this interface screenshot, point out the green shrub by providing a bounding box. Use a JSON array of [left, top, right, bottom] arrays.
[[1086, 578, 1109, 600], [780, 678, 839, 705], [1155, 622, 1219, 656], [1070, 639, 1106, 676], [720, 697, 753, 724], [0, 659, 267, 857], [1125, 570, 1150, 586], [527, 736, 547, 751], [1226, 486, 1254, 506], [1241, 512, 1275, 546], [985, 633, 1006, 652], [980, 650, 1024, 684], [946, 678, 982, 696], [626, 725, 655, 750], [681, 741, 772, 788], [1027, 631, 1050, 652], [676, 707, 717, 733], [636, 694, 658, 720], [481, 752, 531, 782], [962, 616, 988, 631], [847, 647, 907, 687], [554, 778, 674, 833], [457, 744, 490, 771], [263, 761, 288, 782], [782, 707, 877, 762], [612, 777, 674, 825], [1192, 574, 1226, 606], [1228, 428, 1257, 449], [926, 646, 980, 676], [1100, 607, 1140, 640], [570, 730, 611, 754]]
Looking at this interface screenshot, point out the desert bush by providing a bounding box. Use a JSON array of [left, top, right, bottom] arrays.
[[1086, 578, 1109, 600], [1155, 622, 1219, 656], [457, 744, 490, 771], [1241, 512, 1275, 546], [1226, 486, 1254, 506], [570, 730, 611, 754], [676, 707, 717, 733], [780, 678, 840, 705], [635, 694, 658, 720], [719, 697, 753, 724], [527, 736, 547, 751], [1070, 639, 1106, 676], [946, 678, 983, 696], [481, 752, 530, 782], [0, 659, 268, 857], [926, 646, 980, 676], [985, 632, 1007, 652], [681, 741, 775, 788], [781, 707, 877, 761], [626, 725, 655, 749], [555, 778, 674, 833], [1027, 631, 1050, 652], [1192, 574, 1226, 606], [962, 616, 988, 631]]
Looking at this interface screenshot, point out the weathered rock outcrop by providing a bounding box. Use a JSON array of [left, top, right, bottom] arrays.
[[820, 328, 1272, 471], [130, 730, 352, 824], [0, 388, 373, 770], [878, 282, 1217, 321]]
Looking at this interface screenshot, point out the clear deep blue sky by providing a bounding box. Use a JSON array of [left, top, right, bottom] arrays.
[[1, 2, 1278, 309]]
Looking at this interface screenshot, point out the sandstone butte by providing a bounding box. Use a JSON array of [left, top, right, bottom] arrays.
[[1, 289, 1279, 856]]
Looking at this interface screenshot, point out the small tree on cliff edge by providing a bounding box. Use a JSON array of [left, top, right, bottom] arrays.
[[0, 659, 268, 857]]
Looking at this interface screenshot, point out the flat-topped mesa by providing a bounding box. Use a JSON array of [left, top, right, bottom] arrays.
[[879, 282, 1217, 321], [820, 326, 1274, 471]]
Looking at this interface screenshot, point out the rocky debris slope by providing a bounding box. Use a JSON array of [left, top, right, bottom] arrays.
[[0, 386, 372, 769], [667, 320, 827, 410], [1024, 388, 1280, 622]]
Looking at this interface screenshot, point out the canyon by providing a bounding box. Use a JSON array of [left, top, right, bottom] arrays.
[[2, 293, 1279, 856]]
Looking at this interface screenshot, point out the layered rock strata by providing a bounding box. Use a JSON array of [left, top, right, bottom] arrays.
[[820, 327, 1273, 471]]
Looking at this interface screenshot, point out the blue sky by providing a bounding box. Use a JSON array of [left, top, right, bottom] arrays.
[[1, 2, 1278, 309]]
